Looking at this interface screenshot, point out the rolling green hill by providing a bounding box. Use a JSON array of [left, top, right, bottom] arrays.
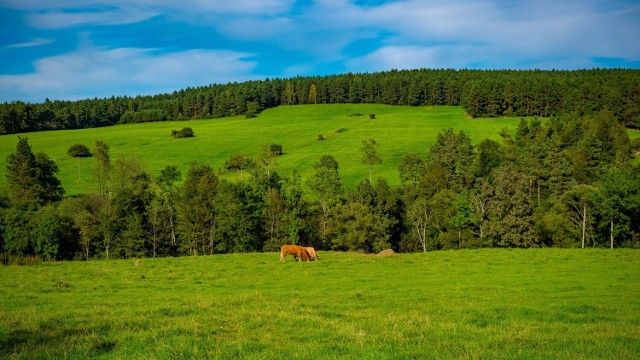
[[0, 105, 525, 195]]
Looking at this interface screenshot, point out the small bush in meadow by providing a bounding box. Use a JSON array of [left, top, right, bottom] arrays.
[[270, 144, 283, 156], [171, 127, 194, 138], [67, 144, 92, 158], [224, 153, 252, 171]]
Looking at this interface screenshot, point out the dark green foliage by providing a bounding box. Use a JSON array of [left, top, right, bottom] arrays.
[[630, 137, 640, 152], [93, 140, 111, 195], [5, 137, 64, 206], [5, 137, 38, 205], [119, 109, 168, 124], [157, 165, 181, 189], [369, 113, 376, 119], [245, 101, 260, 118], [593, 168, 640, 248], [1, 207, 33, 255], [67, 144, 91, 158], [426, 129, 475, 191], [486, 165, 539, 248], [176, 162, 219, 255], [475, 139, 502, 178], [308, 155, 343, 246], [398, 153, 425, 187], [223, 153, 252, 173], [269, 144, 283, 156], [171, 127, 194, 138], [32, 205, 63, 260]]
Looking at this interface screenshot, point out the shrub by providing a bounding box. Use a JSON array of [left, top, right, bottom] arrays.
[[172, 127, 194, 138], [369, 113, 376, 119], [632, 137, 640, 152], [224, 153, 249, 171], [317, 134, 326, 141], [270, 144, 283, 156], [245, 101, 260, 118], [67, 144, 92, 158]]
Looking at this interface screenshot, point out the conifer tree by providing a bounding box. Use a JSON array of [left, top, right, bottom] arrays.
[[5, 137, 64, 206]]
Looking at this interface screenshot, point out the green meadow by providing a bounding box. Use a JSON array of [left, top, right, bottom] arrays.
[[1, 249, 638, 359], [0, 105, 523, 195]]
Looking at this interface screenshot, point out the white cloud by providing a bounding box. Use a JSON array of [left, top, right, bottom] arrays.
[[2, 0, 639, 102], [25, 6, 158, 28], [0, 43, 259, 102], [347, 44, 488, 71], [6, 38, 55, 48], [345, 0, 640, 71], [10, 0, 640, 62], [6, 0, 296, 18]]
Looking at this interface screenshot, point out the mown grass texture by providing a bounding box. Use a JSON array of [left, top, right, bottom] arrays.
[[0, 105, 523, 195], [1, 249, 639, 359]]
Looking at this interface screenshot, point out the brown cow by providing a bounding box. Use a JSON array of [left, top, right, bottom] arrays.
[[280, 245, 310, 262], [304, 247, 318, 261]]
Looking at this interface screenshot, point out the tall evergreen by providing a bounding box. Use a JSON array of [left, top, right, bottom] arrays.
[[5, 137, 64, 206]]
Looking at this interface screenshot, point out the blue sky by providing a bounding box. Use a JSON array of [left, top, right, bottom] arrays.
[[1, 0, 639, 103]]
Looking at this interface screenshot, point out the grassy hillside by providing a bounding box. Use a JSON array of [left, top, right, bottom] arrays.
[[0, 105, 523, 195], [1, 249, 638, 358]]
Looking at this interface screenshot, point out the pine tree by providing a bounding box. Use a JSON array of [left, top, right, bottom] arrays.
[[6, 137, 64, 206]]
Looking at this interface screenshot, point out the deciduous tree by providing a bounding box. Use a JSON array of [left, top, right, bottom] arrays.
[[360, 138, 383, 183]]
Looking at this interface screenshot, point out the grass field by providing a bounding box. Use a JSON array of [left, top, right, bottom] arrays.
[[1, 249, 638, 359], [0, 105, 525, 195]]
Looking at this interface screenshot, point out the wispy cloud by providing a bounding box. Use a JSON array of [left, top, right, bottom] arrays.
[[6, 38, 55, 48], [25, 6, 157, 29], [0, 41, 259, 101]]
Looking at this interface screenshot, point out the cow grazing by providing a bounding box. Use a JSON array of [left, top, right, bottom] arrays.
[[304, 247, 318, 261], [280, 245, 310, 262]]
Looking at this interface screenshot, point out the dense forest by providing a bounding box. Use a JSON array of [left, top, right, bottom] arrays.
[[2, 68, 640, 262], [1, 69, 640, 135]]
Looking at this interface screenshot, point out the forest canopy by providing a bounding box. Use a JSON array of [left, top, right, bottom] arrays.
[[1, 68, 639, 135]]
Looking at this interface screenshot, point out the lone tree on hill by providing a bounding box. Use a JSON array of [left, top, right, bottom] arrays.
[[360, 138, 382, 183]]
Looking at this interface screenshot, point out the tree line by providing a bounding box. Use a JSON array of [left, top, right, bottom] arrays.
[[1, 109, 639, 262], [1, 69, 639, 135]]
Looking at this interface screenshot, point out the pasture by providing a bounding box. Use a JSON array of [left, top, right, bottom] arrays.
[[1, 249, 638, 359], [0, 105, 523, 195]]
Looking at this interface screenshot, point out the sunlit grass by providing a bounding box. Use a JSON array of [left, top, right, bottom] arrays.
[[1, 249, 639, 358], [0, 105, 523, 195]]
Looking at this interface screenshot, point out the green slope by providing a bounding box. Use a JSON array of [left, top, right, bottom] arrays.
[[0, 105, 524, 195]]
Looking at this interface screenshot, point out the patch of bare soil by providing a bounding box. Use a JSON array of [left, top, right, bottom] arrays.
[[377, 249, 395, 256]]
